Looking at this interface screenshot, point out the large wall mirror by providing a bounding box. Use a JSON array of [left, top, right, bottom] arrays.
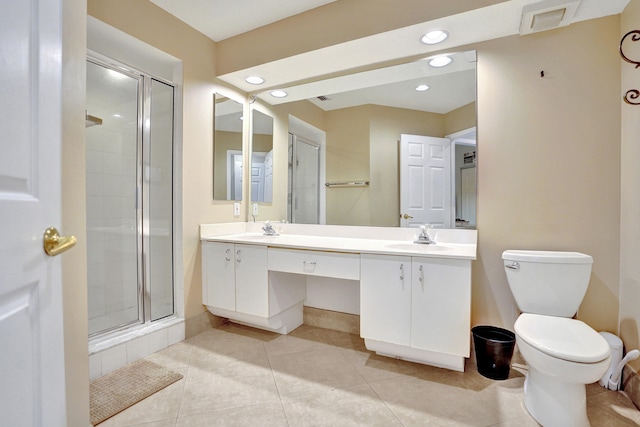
[[213, 94, 243, 200], [250, 109, 274, 203], [255, 50, 477, 229]]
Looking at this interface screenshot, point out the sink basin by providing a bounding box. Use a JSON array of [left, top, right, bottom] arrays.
[[385, 243, 449, 252]]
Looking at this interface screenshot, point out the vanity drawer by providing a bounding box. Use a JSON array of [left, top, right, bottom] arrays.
[[268, 248, 360, 280]]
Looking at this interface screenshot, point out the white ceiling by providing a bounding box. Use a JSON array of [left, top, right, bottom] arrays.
[[150, 0, 337, 42], [151, 0, 630, 113]]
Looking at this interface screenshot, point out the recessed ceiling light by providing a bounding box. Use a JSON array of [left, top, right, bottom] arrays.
[[415, 84, 430, 92], [245, 76, 265, 85], [270, 90, 288, 98], [429, 55, 452, 68], [421, 30, 449, 45]]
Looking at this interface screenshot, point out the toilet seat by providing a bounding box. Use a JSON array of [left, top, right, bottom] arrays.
[[515, 313, 610, 363]]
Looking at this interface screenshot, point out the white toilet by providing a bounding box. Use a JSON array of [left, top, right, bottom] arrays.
[[502, 250, 611, 427]]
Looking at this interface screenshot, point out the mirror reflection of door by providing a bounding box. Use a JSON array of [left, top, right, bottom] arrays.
[[399, 134, 452, 229], [288, 133, 320, 224]]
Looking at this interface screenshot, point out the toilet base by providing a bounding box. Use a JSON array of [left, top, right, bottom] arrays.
[[524, 366, 589, 427]]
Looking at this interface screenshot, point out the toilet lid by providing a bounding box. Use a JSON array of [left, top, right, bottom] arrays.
[[515, 313, 610, 363]]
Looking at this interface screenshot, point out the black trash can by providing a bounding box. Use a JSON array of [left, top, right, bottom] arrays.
[[472, 325, 516, 380]]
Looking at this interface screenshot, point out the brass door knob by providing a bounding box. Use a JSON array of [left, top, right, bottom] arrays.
[[401, 213, 413, 219], [43, 227, 77, 256]]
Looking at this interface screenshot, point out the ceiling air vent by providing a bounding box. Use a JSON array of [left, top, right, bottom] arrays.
[[520, 0, 581, 35]]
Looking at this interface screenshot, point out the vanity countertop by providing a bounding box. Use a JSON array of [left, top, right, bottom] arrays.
[[200, 223, 477, 260]]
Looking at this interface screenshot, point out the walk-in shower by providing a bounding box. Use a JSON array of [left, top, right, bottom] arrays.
[[86, 57, 175, 338]]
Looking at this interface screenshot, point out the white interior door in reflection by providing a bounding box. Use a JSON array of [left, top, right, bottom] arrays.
[[400, 134, 452, 229]]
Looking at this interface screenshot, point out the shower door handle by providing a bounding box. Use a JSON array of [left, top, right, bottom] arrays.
[[43, 227, 77, 256]]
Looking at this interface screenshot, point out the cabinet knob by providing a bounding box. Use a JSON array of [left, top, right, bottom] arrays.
[[399, 264, 404, 281], [225, 248, 231, 261], [236, 249, 241, 262]]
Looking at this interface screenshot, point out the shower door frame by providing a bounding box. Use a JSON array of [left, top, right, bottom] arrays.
[[86, 54, 177, 338], [288, 133, 321, 224]]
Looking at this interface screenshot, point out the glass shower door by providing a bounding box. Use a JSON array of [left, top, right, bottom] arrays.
[[147, 79, 174, 321], [86, 60, 142, 335], [86, 58, 175, 337]]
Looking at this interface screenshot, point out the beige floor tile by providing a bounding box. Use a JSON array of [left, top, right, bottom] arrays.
[[144, 338, 194, 371], [369, 369, 531, 426], [178, 356, 280, 417], [175, 401, 288, 427], [340, 346, 434, 383], [269, 347, 367, 398], [587, 388, 640, 426], [97, 324, 640, 427], [97, 373, 185, 426], [264, 324, 336, 356], [189, 325, 270, 364], [102, 420, 177, 427], [281, 383, 402, 426]]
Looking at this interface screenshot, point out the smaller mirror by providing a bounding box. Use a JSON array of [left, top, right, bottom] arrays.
[[250, 109, 274, 203], [213, 94, 244, 200]]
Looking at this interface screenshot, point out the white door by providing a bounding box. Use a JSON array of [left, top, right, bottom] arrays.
[[250, 155, 266, 202], [1, 1, 68, 425], [400, 134, 451, 228]]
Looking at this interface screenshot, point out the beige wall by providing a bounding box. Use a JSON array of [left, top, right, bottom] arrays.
[[63, 0, 89, 425], [620, 0, 640, 371], [474, 16, 621, 332]]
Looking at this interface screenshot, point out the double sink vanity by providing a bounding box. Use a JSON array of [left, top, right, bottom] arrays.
[[200, 222, 477, 372]]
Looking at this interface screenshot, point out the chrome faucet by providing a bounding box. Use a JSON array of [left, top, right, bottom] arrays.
[[414, 224, 435, 244], [261, 221, 279, 236]]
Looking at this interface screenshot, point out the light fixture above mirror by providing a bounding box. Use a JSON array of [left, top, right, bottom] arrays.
[[429, 55, 452, 68], [421, 29, 449, 45], [245, 75, 265, 85], [270, 90, 288, 98]]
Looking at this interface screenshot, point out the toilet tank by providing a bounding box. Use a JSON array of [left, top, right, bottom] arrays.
[[502, 250, 593, 317]]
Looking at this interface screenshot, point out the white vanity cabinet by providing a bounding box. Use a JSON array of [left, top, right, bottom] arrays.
[[360, 254, 412, 346], [360, 253, 471, 371], [202, 242, 268, 317], [201, 223, 476, 369]]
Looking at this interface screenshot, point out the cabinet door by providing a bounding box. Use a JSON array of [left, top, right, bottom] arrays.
[[360, 254, 412, 346], [235, 244, 269, 317], [411, 258, 471, 356], [203, 242, 235, 311]]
